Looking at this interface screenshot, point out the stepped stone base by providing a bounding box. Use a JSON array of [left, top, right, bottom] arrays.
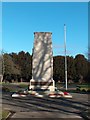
[[29, 79, 55, 91]]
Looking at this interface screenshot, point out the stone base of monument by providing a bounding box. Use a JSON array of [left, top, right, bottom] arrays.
[[21, 79, 72, 98], [29, 79, 54, 98], [11, 89, 72, 98], [27, 90, 72, 98], [29, 79, 55, 92], [28, 81, 72, 98]]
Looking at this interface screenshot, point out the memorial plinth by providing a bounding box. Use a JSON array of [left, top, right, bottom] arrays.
[[30, 32, 55, 91]]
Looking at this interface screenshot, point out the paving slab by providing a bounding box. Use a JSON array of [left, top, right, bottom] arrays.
[[11, 111, 83, 119]]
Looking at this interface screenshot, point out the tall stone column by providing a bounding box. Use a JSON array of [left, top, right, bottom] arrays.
[[30, 32, 55, 91]]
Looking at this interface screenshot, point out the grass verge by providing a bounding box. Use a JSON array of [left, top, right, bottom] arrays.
[[2, 110, 10, 120]]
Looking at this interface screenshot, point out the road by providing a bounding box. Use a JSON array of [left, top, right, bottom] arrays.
[[2, 91, 90, 119]]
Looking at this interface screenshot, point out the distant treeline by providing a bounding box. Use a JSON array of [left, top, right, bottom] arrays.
[[0, 51, 90, 83]]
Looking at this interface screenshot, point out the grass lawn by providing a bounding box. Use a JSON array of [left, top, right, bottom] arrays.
[[18, 82, 29, 88], [2, 82, 29, 93], [2, 110, 10, 120], [56, 82, 90, 93], [1, 82, 90, 93]]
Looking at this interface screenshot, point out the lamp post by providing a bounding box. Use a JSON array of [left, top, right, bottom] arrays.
[[64, 24, 68, 90]]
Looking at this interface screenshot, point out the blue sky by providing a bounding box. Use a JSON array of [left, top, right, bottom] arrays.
[[2, 2, 88, 57]]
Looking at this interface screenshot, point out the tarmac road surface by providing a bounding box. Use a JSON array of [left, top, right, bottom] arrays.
[[2, 91, 90, 119]]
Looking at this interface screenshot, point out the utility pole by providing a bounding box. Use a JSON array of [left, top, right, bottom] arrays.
[[64, 24, 68, 90]]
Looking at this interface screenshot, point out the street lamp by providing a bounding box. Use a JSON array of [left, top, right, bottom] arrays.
[[64, 24, 68, 90]]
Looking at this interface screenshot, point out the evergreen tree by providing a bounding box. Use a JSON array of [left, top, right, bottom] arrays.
[[74, 54, 88, 82]]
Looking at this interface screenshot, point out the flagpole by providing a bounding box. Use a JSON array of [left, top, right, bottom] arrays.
[[64, 24, 67, 90]]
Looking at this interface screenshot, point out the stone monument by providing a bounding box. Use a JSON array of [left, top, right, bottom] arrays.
[[30, 32, 55, 91]]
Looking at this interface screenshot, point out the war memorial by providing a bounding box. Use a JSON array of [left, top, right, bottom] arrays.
[[12, 32, 72, 98], [29, 32, 55, 92]]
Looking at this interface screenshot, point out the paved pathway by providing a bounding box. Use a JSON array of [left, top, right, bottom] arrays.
[[2, 92, 89, 119], [11, 111, 83, 119]]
